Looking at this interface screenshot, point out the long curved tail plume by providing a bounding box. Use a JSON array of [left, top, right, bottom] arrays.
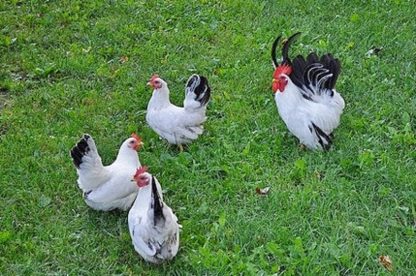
[[271, 35, 282, 69], [282, 32, 301, 65]]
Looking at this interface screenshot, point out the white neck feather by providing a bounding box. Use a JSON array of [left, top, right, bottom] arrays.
[[132, 183, 152, 211], [115, 146, 139, 167], [275, 82, 303, 115], [148, 87, 171, 110]]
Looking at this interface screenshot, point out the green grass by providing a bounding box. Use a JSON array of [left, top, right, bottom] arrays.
[[1, 0, 415, 274]]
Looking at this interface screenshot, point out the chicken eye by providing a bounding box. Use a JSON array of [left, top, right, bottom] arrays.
[[130, 140, 135, 144]]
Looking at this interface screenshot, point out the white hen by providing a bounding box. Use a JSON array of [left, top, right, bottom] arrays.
[[271, 33, 345, 150], [70, 133, 142, 211], [146, 74, 211, 149], [128, 167, 180, 264]]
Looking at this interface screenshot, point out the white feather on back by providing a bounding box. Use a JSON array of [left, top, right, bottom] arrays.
[[73, 135, 141, 211], [275, 79, 344, 149], [128, 175, 179, 264], [76, 136, 111, 191], [146, 77, 208, 145]]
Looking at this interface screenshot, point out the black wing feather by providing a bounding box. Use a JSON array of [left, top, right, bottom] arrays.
[[311, 123, 332, 151]]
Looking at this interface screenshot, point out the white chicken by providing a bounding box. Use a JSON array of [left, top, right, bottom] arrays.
[[128, 167, 180, 264], [146, 74, 211, 150], [271, 32, 345, 150], [70, 133, 143, 211]]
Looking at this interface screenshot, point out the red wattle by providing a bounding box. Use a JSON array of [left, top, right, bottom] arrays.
[[272, 82, 279, 93]]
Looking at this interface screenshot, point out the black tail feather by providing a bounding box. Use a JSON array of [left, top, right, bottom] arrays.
[[70, 134, 91, 168], [291, 55, 307, 88], [281, 32, 301, 65], [186, 74, 211, 106], [306, 52, 319, 64], [151, 176, 165, 226], [271, 33, 341, 102], [326, 56, 341, 90], [271, 35, 282, 68], [291, 51, 341, 97]]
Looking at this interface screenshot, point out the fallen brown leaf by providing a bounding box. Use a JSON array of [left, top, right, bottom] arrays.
[[379, 255, 393, 272], [119, 56, 129, 64], [256, 186, 270, 195]]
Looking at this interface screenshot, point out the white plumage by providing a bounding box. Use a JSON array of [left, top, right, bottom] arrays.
[[274, 78, 344, 150], [271, 33, 345, 150], [128, 168, 179, 264], [146, 74, 211, 146], [70, 134, 142, 211]]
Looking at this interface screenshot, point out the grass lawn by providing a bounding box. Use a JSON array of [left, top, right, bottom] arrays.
[[1, 0, 415, 274]]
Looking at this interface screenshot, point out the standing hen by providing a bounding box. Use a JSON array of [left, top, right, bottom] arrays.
[[271, 33, 345, 150], [146, 74, 211, 150], [70, 133, 143, 211], [128, 167, 180, 264]]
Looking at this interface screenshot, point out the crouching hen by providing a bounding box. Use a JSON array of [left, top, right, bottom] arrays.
[[70, 133, 143, 211], [271, 32, 345, 150], [128, 167, 180, 264], [146, 74, 211, 150]]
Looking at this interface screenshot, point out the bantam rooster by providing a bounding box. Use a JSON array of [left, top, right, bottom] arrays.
[[271, 32, 345, 150], [128, 167, 180, 264], [146, 74, 211, 151], [70, 133, 143, 211]]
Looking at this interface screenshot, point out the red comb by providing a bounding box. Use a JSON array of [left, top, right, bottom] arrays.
[[134, 166, 148, 178], [131, 133, 141, 143], [273, 64, 292, 79], [150, 74, 160, 82]]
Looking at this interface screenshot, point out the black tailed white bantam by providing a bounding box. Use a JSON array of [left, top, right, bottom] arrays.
[[271, 32, 345, 150], [70, 133, 143, 211], [146, 74, 211, 151], [128, 167, 180, 264]]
